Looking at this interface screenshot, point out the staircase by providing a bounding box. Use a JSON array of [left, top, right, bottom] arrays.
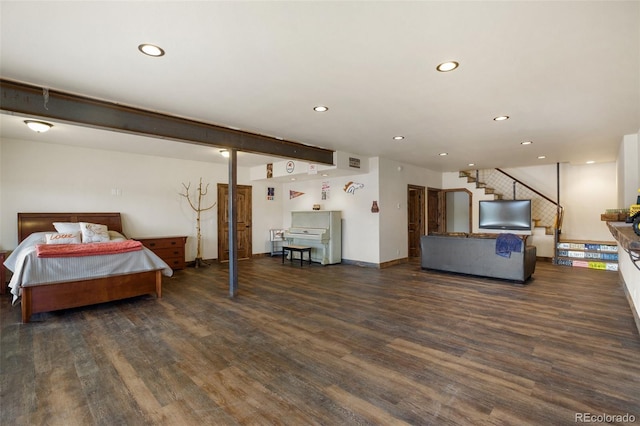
[[459, 170, 503, 200], [459, 169, 563, 237]]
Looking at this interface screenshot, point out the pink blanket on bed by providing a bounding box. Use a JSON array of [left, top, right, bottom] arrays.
[[36, 240, 143, 258]]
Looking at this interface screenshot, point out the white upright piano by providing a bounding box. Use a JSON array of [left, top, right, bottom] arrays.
[[284, 211, 342, 265]]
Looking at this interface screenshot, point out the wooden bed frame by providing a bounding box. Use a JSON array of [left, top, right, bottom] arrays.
[[16, 212, 162, 323]]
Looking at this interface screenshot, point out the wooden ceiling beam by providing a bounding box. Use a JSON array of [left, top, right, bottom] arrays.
[[0, 79, 335, 165]]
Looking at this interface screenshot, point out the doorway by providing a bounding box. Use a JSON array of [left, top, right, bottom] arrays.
[[426, 188, 472, 235], [445, 189, 471, 233], [217, 184, 252, 262], [407, 185, 425, 257]]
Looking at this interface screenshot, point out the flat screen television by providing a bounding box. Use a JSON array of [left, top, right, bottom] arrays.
[[479, 199, 532, 231]]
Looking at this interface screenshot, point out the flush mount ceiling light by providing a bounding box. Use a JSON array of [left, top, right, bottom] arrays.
[[436, 61, 459, 72], [219, 149, 229, 158], [493, 115, 509, 121], [138, 43, 165, 57], [24, 120, 53, 133], [393, 136, 405, 140], [313, 105, 328, 112]]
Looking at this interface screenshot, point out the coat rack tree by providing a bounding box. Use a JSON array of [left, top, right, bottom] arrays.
[[180, 178, 216, 268]]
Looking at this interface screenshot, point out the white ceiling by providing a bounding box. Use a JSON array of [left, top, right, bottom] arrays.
[[1, 1, 639, 172]]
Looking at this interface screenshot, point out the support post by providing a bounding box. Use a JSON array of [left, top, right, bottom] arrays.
[[554, 162, 560, 264]]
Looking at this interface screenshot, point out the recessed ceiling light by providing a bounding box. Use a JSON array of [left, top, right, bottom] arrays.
[[586, 160, 595, 164], [313, 106, 328, 112], [436, 61, 459, 72], [493, 115, 509, 121], [393, 136, 405, 140], [219, 149, 229, 158], [468, 163, 475, 167], [521, 141, 533, 145], [439, 152, 448, 156], [321, 173, 329, 177], [291, 178, 296, 181], [24, 120, 53, 133], [537, 155, 546, 159], [138, 43, 165, 57]]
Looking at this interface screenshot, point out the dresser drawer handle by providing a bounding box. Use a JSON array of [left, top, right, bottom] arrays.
[[149, 242, 156, 247]]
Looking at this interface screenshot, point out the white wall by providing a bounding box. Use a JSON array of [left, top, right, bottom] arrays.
[[502, 163, 619, 242], [278, 156, 442, 265], [618, 245, 640, 329], [2, 135, 631, 267], [504, 162, 618, 242], [281, 159, 380, 264], [501, 164, 559, 200], [616, 131, 640, 328], [1, 137, 442, 266], [617, 132, 640, 208], [442, 172, 495, 234], [0, 138, 283, 260], [378, 158, 442, 263], [558, 162, 617, 241], [446, 191, 470, 233]]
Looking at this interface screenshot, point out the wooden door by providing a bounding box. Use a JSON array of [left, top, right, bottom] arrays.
[[427, 188, 443, 234], [407, 185, 425, 257], [217, 184, 252, 262]]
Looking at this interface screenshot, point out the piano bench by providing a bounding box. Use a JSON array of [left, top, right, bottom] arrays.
[[282, 245, 312, 267]]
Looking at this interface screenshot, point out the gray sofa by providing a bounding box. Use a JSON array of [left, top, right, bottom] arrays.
[[420, 234, 536, 283]]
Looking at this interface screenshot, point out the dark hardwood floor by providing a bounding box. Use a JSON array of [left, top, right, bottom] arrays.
[[1, 258, 639, 425]]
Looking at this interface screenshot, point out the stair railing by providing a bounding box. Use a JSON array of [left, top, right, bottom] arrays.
[[495, 168, 564, 233]]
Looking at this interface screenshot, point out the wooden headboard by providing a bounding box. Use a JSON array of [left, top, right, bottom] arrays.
[[17, 212, 123, 243]]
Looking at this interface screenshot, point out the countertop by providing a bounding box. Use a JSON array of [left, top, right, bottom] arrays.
[[606, 222, 640, 252]]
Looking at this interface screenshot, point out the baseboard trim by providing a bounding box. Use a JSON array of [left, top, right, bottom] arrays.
[[341, 259, 378, 268], [205, 254, 411, 269], [341, 257, 409, 269], [252, 252, 272, 259], [380, 257, 409, 269]]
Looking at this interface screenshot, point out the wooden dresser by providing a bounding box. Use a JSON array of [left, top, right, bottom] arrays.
[[135, 236, 187, 270]]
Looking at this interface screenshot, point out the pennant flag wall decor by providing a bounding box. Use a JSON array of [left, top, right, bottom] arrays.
[[289, 190, 305, 199]]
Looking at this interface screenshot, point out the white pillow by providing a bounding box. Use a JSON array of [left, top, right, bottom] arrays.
[[108, 230, 127, 241], [53, 222, 81, 233], [79, 222, 110, 243], [45, 232, 82, 244]]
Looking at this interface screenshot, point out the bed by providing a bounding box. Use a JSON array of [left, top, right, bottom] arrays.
[[4, 212, 173, 323]]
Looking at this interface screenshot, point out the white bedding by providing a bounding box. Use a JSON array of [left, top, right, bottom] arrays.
[[4, 232, 173, 304]]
